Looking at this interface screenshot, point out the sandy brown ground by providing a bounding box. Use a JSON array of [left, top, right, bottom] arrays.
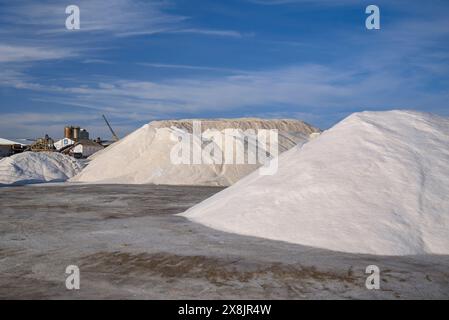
[[0, 184, 448, 299]]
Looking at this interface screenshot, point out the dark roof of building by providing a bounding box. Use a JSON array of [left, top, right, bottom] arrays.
[[74, 139, 103, 147]]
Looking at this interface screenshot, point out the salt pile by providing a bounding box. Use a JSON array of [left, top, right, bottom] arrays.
[[0, 152, 85, 186], [182, 111, 449, 256], [71, 118, 319, 186]]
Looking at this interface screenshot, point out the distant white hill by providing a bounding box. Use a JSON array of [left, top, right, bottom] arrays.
[[0, 138, 26, 146], [71, 118, 320, 186], [0, 152, 85, 186], [182, 111, 449, 256]]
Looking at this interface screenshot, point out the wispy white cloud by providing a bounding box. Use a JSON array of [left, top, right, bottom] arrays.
[[81, 59, 113, 64], [139, 63, 247, 74], [247, 0, 362, 6], [169, 28, 247, 38], [0, 65, 343, 111], [0, 113, 95, 125], [3, 61, 447, 125], [0, 0, 184, 36], [117, 28, 248, 38], [0, 0, 247, 70], [0, 44, 77, 63], [0, 0, 245, 39]]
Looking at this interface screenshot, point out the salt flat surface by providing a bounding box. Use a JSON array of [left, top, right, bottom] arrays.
[[0, 184, 448, 299], [183, 111, 449, 256]]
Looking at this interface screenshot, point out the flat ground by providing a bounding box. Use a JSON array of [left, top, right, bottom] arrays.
[[0, 184, 448, 299]]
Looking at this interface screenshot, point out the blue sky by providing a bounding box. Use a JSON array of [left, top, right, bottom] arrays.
[[0, 0, 448, 140]]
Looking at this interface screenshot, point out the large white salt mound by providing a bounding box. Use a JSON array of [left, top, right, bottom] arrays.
[[0, 152, 85, 186], [71, 118, 319, 186], [182, 111, 449, 256]]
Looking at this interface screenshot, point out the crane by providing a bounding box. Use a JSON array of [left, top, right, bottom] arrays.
[[102, 115, 119, 142]]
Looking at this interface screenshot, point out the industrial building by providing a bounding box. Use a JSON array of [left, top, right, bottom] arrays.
[[53, 127, 101, 157], [54, 138, 75, 151], [54, 126, 89, 151], [2, 120, 115, 159], [63, 126, 90, 141], [0, 144, 11, 158], [61, 140, 104, 158], [30, 134, 56, 152], [56, 126, 103, 158], [0, 138, 27, 157], [72, 140, 104, 158]]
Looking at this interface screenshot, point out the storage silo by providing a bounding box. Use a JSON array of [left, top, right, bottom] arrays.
[[64, 126, 73, 139], [73, 127, 80, 141], [79, 129, 89, 140]]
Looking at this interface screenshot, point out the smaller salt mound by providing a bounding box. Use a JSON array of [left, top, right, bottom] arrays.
[[71, 118, 320, 186], [182, 111, 449, 256], [0, 152, 85, 186]]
